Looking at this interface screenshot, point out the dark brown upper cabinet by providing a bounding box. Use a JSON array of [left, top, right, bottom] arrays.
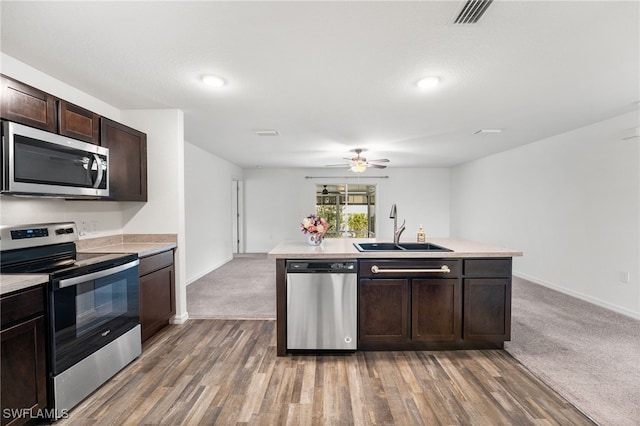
[[58, 100, 100, 144], [0, 74, 56, 132], [1, 74, 149, 202], [100, 118, 148, 202]]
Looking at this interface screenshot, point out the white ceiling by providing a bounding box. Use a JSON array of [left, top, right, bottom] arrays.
[[1, 1, 638, 169]]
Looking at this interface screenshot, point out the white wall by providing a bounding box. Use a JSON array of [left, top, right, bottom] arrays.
[[0, 53, 121, 121], [120, 109, 184, 235], [184, 142, 243, 284], [119, 109, 188, 323], [243, 167, 450, 252], [451, 111, 640, 318]]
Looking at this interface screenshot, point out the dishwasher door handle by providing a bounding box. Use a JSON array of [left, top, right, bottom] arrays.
[[370, 265, 451, 274]]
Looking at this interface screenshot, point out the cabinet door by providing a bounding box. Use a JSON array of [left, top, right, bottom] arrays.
[[412, 278, 461, 341], [358, 278, 409, 344], [58, 100, 100, 144], [140, 264, 175, 342], [1, 74, 56, 132], [100, 118, 147, 201], [463, 278, 511, 341], [1, 317, 47, 426]]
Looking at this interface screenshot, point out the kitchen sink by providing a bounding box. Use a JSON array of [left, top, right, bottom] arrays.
[[354, 242, 453, 252], [354, 243, 404, 251]]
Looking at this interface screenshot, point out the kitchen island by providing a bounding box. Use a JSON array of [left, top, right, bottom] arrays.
[[268, 238, 522, 356]]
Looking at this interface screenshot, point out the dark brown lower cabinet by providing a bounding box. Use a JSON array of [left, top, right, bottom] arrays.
[[412, 278, 461, 341], [358, 259, 463, 350], [463, 278, 511, 341], [139, 250, 176, 343], [358, 279, 409, 344], [357, 258, 511, 351], [0, 286, 48, 426], [358, 277, 463, 345]]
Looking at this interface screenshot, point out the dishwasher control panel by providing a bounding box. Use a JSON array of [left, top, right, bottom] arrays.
[[286, 260, 356, 273]]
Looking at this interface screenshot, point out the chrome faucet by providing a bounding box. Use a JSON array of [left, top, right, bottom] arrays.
[[389, 204, 406, 245]]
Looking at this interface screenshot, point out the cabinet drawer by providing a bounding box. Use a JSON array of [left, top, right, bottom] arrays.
[[359, 259, 460, 278], [463, 259, 511, 277], [1, 286, 45, 329], [139, 250, 174, 276]]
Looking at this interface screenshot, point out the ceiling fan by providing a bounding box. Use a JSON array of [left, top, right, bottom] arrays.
[[325, 149, 390, 172]]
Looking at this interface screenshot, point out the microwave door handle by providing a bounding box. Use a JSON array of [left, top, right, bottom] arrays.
[[92, 154, 104, 189]]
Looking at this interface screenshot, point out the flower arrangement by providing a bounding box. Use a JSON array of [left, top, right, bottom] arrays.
[[300, 213, 329, 236]]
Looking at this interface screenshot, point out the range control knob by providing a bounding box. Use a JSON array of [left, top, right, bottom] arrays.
[[55, 227, 75, 235]]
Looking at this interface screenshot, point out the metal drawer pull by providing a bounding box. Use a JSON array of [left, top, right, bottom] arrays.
[[370, 265, 451, 274]]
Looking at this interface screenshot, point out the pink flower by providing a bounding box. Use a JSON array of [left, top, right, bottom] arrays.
[[300, 214, 330, 236]]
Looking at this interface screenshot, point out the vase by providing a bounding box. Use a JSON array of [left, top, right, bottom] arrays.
[[306, 233, 323, 246]]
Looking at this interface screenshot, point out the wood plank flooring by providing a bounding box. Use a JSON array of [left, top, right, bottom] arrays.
[[57, 320, 595, 425]]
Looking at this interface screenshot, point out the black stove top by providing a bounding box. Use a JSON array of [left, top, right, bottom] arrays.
[[0, 222, 137, 277]]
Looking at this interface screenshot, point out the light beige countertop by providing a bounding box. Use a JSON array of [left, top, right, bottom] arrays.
[[1, 234, 177, 296], [79, 242, 177, 258], [268, 237, 522, 259], [76, 234, 177, 257], [0, 274, 49, 296]]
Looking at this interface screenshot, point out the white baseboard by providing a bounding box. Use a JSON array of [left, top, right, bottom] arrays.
[[513, 271, 640, 320], [185, 255, 233, 286], [170, 312, 189, 325]]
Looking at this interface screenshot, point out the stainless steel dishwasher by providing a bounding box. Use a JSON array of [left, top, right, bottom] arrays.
[[286, 260, 357, 351]]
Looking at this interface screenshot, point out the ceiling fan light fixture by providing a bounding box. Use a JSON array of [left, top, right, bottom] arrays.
[[416, 76, 440, 89], [350, 163, 367, 173]]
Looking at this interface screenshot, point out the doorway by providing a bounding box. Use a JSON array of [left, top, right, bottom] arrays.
[[231, 180, 243, 253]]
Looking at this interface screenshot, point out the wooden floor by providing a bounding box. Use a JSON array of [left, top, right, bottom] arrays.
[[58, 320, 594, 425]]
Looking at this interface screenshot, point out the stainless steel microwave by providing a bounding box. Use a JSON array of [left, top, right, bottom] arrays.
[[1, 120, 109, 198]]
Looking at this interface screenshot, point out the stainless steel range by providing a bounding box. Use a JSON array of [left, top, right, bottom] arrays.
[[0, 222, 141, 419]]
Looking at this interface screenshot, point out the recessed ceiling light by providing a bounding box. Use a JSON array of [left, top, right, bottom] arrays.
[[474, 129, 503, 134], [416, 77, 440, 89], [202, 74, 226, 87]]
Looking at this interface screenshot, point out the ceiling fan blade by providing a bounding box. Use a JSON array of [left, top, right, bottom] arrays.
[[368, 158, 390, 163], [367, 163, 387, 169], [325, 163, 350, 167]]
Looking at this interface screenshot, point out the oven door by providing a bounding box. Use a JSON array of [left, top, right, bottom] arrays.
[[51, 259, 139, 375]]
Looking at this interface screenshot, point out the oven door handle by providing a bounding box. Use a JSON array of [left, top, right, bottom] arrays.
[[58, 259, 139, 289]]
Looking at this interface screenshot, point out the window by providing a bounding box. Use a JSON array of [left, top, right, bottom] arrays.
[[316, 184, 376, 238]]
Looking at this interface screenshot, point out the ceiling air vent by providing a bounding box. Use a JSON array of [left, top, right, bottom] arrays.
[[454, 0, 493, 24], [255, 130, 279, 136]]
